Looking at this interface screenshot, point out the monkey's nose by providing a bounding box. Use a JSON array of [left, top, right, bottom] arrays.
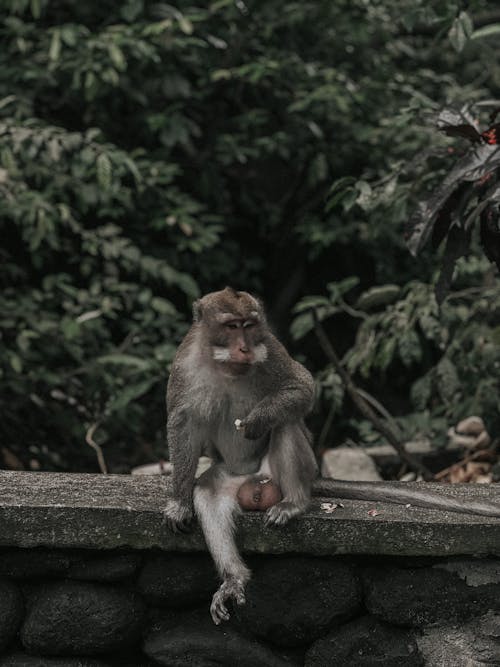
[[239, 346, 249, 353]]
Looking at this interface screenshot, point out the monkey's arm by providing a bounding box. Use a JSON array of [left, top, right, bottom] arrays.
[[313, 478, 500, 518], [243, 342, 314, 440], [163, 408, 202, 532], [164, 361, 203, 532]]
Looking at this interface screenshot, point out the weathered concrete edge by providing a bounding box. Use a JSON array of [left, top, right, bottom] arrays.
[[0, 471, 500, 556]]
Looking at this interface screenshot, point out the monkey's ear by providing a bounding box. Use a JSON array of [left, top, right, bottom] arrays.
[[192, 299, 203, 322]]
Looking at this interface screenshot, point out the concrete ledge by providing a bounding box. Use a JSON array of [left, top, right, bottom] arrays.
[[0, 471, 500, 556]]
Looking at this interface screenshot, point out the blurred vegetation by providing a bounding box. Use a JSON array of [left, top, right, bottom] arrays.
[[1, 0, 499, 471]]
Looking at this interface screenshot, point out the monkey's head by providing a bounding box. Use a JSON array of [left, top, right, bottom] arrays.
[[194, 287, 268, 377]]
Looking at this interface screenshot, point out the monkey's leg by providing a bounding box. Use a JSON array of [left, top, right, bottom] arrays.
[[265, 421, 317, 527], [194, 465, 250, 625]]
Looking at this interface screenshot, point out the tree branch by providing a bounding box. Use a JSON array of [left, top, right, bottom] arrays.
[[313, 311, 433, 480], [85, 421, 108, 475]]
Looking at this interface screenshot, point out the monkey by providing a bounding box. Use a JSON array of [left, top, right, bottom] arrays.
[[164, 287, 500, 625], [164, 287, 317, 623]]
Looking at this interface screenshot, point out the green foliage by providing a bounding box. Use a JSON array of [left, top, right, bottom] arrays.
[[293, 257, 500, 445], [1, 0, 499, 467]]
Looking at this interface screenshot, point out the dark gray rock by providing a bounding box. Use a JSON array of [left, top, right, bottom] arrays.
[[364, 566, 500, 626], [0, 549, 140, 582], [0, 549, 71, 578], [233, 558, 361, 646], [0, 578, 24, 652], [21, 581, 145, 656], [144, 611, 290, 666], [417, 610, 500, 666], [305, 615, 423, 666], [137, 553, 217, 606], [0, 654, 111, 667], [67, 552, 141, 582]]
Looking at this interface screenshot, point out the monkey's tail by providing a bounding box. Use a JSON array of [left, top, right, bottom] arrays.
[[312, 478, 500, 518]]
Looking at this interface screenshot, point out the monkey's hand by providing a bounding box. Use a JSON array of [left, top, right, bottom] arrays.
[[264, 501, 303, 526], [238, 411, 271, 440], [162, 498, 194, 533], [210, 577, 246, 625]]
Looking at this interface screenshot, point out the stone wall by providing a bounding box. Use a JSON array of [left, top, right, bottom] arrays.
[[0, 471, 499, 666]]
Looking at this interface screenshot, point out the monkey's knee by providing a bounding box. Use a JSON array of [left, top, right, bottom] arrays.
[[269, 424, 316, 501]]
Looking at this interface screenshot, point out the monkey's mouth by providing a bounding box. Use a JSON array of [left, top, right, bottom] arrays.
[[220, 361, 252, 376]]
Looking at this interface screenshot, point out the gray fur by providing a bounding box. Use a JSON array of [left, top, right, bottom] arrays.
[[313, 479, 500, 517]]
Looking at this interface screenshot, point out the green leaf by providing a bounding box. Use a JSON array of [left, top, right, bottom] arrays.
[[355, 180, 373, 211], [398, 329, 422, 367], [96, 153, 112, 190], [211, 69, 232, 81], [61, 26, 78, 47], [290, 312, 314, 340], [31, 0, 41, 19], [410, 374, 432, 410], [375, 336, 397, 372], [177, 15, 193, 35], [436, 357, 460, 403], [292, 295, 331, 314], [61, 317, 80, 340], [108, 44, 127, 71], [326, 277, 359, 299], [49, 29, 62, 61], [124, 157, 142, 185], [325, 177, 356, 212], [449, 11, 473, 52], [120, 0, 144, 22], [356, 285, 401, 311], [471, 23, 500, 40], [10, 354, 23, 373], [107, 377, 158, 412], [151, 297, 177, 315]]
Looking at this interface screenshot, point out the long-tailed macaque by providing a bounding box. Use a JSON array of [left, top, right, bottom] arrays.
[[164, 287, 500, 625]]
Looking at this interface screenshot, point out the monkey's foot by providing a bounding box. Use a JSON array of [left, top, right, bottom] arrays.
[[264, 500, 302, 526], [162, 499, 193, 533], [210, 578, 246, 625]]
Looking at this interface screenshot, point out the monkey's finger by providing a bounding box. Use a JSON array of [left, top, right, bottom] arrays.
[[264, 505, 284, 526], [210, 608, 221, 625], [176, 519, 193, 534], [169, 522, 183, 534], [263, 507, 275, 525], [162, 516, 177, 532], [162, 515, 190, 534], [211, 601, 230, 624]]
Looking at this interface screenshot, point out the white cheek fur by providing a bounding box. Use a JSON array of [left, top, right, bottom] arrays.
[[253, 343, 268, 363], [212, 346, 231, 362], [212, 343, 268, 364]]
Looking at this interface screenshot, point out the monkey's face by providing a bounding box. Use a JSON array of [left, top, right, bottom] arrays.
[[209, 316, 267, 377], [196, 288, 268, 377]]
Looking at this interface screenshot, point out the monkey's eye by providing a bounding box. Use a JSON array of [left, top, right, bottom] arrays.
[[243, 320, 256, 329], [225, 322, 239, 329]]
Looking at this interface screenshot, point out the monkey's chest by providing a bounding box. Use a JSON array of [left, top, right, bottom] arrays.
[[206, 392, 266, 475]]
